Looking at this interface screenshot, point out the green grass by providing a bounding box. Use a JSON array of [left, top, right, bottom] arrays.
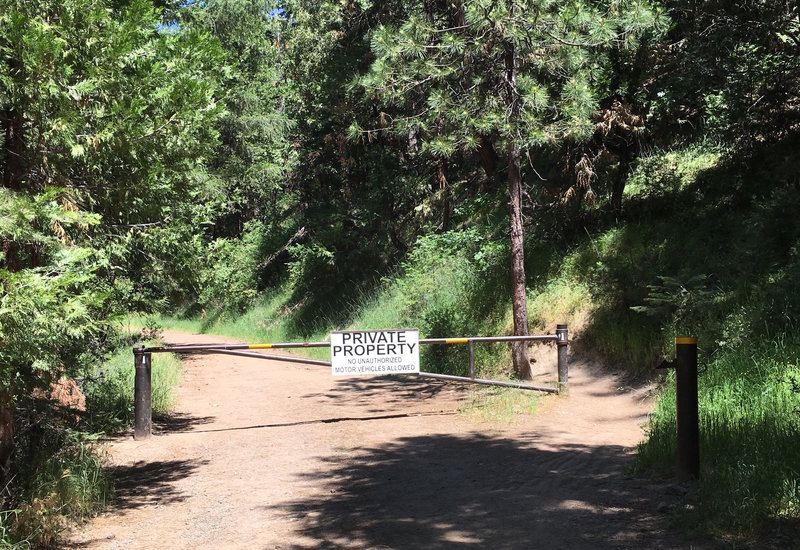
[[459, 385, 544, 424], [149, 289, 334, 363], [0, 509, 19, 549], [84, 341, 183, 433], [624, 143, 725, 198], [637, 333, 800, 537], [527, 277, 592, 332]]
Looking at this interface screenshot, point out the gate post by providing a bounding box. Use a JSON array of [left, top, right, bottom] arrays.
[[556, 324, 568, 393], [675, 337, 699, 480], [468, 340, 475, 379], [134, 348, 152, 440]]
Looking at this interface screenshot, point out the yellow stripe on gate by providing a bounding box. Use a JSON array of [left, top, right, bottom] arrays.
[[248, 344, 273, 349], [445, 338, 469, 345]]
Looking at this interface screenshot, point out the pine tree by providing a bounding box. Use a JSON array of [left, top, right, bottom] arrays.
[[360, 0, 665, 378], [192, 0, 296, 236]]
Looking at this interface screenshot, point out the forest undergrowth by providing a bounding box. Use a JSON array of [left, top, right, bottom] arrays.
[[0, 329, 181, 548]]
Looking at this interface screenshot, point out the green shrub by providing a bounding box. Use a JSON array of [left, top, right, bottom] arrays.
[[3, 402, 112, 548], [286, 241, 336, 294], [199, 222, 268, 313]]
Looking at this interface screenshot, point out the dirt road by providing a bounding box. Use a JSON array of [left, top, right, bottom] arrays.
[[68, 331, 700, 549]]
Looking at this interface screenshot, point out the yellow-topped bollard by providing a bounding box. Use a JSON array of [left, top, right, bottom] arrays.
[[675, 336, 699, 480]]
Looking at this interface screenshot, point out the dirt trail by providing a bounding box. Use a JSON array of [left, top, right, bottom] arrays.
[[68, 331, 700, 549]]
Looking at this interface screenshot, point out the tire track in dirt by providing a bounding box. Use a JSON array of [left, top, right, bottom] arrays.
[[67, 331, 707, 549]]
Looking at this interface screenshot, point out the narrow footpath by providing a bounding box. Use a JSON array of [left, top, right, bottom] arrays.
[[68, 331, 704, 549]]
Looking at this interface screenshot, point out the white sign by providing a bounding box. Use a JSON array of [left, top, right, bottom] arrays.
[[330, 329, 420, 377]]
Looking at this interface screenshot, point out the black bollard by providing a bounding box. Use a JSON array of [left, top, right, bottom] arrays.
[[134, 349, 152, 440], [556, 324, 568, 393], [675, 337, 699, 480]]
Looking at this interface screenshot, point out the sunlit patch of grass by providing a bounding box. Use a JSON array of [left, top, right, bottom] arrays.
[[624, 144, 724, 198], [637, 332, 800, 535], [459, 385, 543, 425], [84, 343, 182, 433]]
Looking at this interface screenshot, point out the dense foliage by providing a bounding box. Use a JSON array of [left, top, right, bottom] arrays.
[[2, 0, 799, 544], [1, 0, 224, 398], [0, 0, 222, 543]]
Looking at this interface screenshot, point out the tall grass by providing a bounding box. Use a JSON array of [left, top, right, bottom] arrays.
[[0, 333, 184, 548], [638, 332, 800, 534], [9, 431, 112, 547], [2, 413, 113, 548], [157, 286, 302, 344], [84, 343, 183, 433], [154, 288, 334, 362]]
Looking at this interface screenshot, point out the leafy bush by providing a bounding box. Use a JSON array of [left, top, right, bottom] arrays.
[[286, 241, 336, 294], [199, 222, 267, 313]]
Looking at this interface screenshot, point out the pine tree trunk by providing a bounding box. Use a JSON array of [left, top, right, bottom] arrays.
[[477, 136, 498, 188], [611, 154, 630, 214], [503, 35, 531, 379], [476, 135, 532, 378], [507, 143, 532, 379], [423, 0, 435, 24]]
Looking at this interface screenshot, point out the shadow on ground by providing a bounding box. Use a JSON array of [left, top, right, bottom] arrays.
[[166, 411, 458, 435], [301, 376, 469, 414], [154, 412, 216, 434], [268, 433, 709, 549], [109, 458, 208, 510]]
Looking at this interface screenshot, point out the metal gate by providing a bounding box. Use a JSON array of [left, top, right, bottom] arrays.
[[132, 324, 568, 439]]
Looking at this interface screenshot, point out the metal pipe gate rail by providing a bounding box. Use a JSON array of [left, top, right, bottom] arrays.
[[133, 324, 569, 439]]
